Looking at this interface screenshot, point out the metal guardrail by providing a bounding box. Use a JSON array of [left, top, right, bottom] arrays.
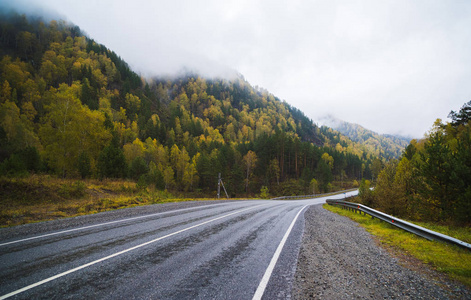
[[271, 189, 357, 200], [326, 199, 471, 251]]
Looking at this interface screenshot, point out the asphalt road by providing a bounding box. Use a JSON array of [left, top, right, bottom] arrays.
[[0, 191, 357, 300]]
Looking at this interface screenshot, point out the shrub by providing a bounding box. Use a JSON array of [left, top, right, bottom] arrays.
[[260, 186, 269, 199], [137, 174, 149, 190], [358, 179, 374, 206], [58, 181, 87, 198], [0, 153, 27, 176], [129, 157, 148, 180]]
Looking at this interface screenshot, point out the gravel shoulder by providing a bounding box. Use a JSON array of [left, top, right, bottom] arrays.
[[291, 205, 471, 299]]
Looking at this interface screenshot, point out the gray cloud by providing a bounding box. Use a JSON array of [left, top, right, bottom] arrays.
[[10, 0, 471, 138]]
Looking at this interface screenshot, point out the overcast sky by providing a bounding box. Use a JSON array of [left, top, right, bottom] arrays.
[[7, 0, 471, 138]]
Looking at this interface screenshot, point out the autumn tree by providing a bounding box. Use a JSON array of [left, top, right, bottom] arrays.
[[1, 80, 12, 103], [148, 162, 165, 189], [125, 93, 141, 120], [163, 166, 175, 190], [371, 158, 383, 182], [267, 158, 280, 186], [170, 144, 191, 187], [374, 160, 408, 217], [40, 83, 110, 176], [123, 138, 145, 166], [321, 152, 334, 170], [243, 150, 258, 193], [310, 178, 318, 194], [358, 179, 374, 206], [0, 99, 40, 155], [182, 153, 200, 191]]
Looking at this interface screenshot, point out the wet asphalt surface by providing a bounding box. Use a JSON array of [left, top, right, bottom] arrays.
[[0, 192, 358, 300]]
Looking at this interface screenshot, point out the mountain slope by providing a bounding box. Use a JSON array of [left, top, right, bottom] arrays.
[[0, 11, 376, 196]]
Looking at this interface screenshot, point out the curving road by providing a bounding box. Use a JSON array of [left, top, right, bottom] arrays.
[[0, 191, 357, 300]]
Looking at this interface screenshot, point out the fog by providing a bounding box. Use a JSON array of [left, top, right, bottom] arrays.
[[4, 0, 471, 138]]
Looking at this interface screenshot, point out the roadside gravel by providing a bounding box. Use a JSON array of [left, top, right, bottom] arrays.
[[292, 205, 471, 299]]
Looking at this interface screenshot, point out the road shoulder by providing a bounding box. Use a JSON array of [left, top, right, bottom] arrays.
[[291, 205, 470, 299]]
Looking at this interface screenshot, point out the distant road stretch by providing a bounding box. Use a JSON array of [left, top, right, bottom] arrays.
[[0, 190, 358, 300]]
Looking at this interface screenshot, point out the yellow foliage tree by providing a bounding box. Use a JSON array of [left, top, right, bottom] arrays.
[[321, 152, 334, 170], [243, 150, 258, 193], [123, 138, 145, 165], [39, 83, 110, 176], [0, 100, 40, 151]]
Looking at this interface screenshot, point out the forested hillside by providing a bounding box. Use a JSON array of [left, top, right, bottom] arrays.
[[358, 101, 471, 225], [0, 12, 378, 197], [322, 116, 410, 160]]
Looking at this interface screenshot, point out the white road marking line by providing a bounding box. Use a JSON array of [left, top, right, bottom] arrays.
[[0, 204, 264, 300], [252, 204, 309, 300], [0, 202, 239, 247]]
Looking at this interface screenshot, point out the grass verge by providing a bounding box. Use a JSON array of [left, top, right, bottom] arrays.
[[323, 203, 471, 288], [0, 175, 241, 227]]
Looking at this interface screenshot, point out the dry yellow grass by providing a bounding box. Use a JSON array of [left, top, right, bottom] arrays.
[[0, 175, 230, 227]]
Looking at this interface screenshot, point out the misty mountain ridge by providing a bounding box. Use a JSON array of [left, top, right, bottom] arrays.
[[320, 115, 411, 159]]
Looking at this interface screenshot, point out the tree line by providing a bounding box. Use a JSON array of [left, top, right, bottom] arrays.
[[358, 101, 471, 225]]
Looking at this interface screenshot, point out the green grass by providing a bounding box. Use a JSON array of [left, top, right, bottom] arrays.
[[407, 220, 471, 244], [323, 203, 471, 288]]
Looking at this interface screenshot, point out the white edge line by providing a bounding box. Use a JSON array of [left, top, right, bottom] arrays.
[[0, 204, 264, 300], [0, 202, 237, 247], [252, 204, 309, 300]]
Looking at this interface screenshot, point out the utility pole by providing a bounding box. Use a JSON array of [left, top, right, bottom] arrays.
[[217, 173, 229, 199], [217, 173, 221, 199]]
